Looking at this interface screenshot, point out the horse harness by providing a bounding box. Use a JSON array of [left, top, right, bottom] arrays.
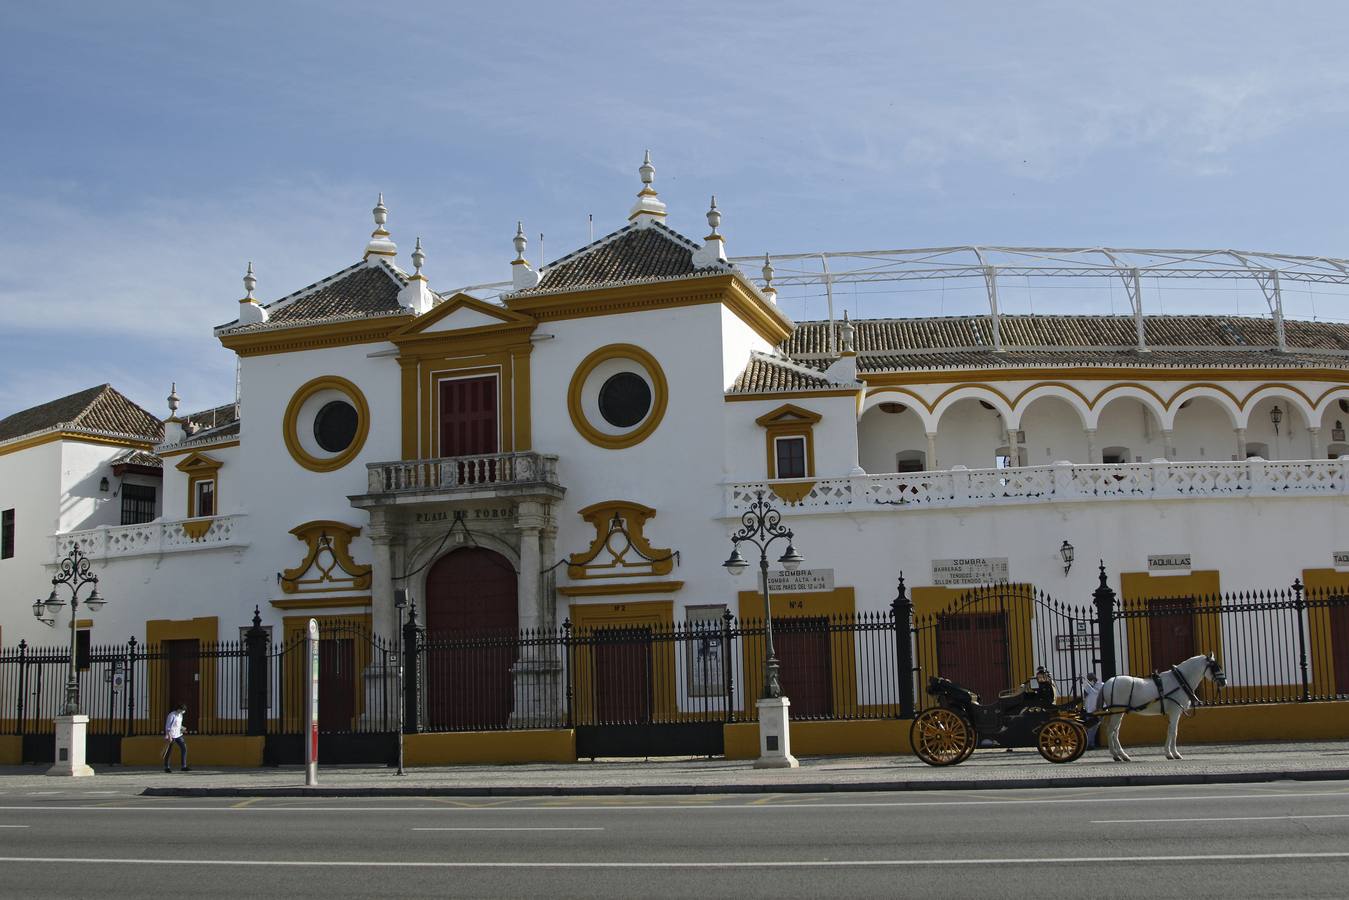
[[1105, 665, 1202, 716]]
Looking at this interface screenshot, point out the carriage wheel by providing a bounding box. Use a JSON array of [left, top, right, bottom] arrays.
[[1036, 718, 1087, 764], [910, 708, 975, 767]]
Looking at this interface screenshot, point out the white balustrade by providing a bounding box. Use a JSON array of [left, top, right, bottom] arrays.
[[366, 452, 561, 494], [726, 457, 1349, 516], [51, 514, 248, 562]]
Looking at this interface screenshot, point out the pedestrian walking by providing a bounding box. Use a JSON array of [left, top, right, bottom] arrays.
[[163, 703, 189, 772], [1081, 672, 1103, 748]]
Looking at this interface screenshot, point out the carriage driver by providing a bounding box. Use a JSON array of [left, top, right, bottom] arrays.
[[1024, 666, 1056, 708]]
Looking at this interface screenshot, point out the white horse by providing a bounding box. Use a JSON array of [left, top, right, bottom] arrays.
[[1098, 653, 1226, 761]]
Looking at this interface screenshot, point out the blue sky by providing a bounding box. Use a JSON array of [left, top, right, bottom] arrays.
[[3, 1, 1349, 420]]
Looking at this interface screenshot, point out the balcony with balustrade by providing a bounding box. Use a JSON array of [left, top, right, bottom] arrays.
[[350, 451, 565, 511], [51, 514, 249, 563]]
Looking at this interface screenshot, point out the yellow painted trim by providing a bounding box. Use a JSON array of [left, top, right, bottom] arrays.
[[724, 719, 908, 760], [181, 519, 213, 540], [863, 366, 1349, 388], [567, 500, 674, 579], [271, 595, 373, 610], [391, 291, 538, 340], [0, 735, 19, 765], [507, 274, 793, 347], [175, 451, 223, 519], [557, 581, 684, 597], [0, 431, 155, 459], [282, 375, 371, 473], [145, 616, 219, 733], [1117, 699, 1349, 744], [404, 730, 575, 765], [280, 521, 372, 594], [218, 317, 406, 358], [1120, 570, 1224, 676], [399, 359, 418, 459], [122, 735, 264, 768], [568, 600, 675, 723], [567, 343, 669, 450], [158, 440, 240, 458], [767, 480, 817, 504], [424, 364, 509, 458], [756, 403, 821, 479], [736, 587, 856, 719], [725, 389, 862, 403], [1298, 568, 1348, 698]]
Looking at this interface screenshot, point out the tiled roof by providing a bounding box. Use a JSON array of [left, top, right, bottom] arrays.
[[0, 385, 163, 444], [728, 353, 855, 394], [111, 448, 163, 470], [514, 222, 729, 295], [781, 315, 1349, 370], [184, 402, 239, 432], [218, 261, 410, 332]]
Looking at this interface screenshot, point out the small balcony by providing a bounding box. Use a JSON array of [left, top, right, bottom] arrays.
[[52, 514, 249, 562], [726, 457, 1349, 517], [352, 451, 565, 509]]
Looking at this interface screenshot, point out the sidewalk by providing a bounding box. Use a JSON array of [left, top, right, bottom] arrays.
[[3, 740, 1348, 798]]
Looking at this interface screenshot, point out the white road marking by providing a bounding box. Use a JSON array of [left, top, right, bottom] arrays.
[[0, 825, 29, 829], [24, 792, 62, 796], [411, 827, 604, 832], [1, 788, 1347, 813], [1094, 813, 1349, 824], [0, 852, 1346, 868]]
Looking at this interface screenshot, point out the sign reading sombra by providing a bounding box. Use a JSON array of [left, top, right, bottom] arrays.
[[931, 558, 1009, 586]]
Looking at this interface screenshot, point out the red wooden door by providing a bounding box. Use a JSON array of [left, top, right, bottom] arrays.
[[1328, 597, 1349, 696], [773, 617, 832, 718], [593, 627, 653, 724], [424, 548, 518, 729], [165, 639, 200, 731], [439, 376, 498, 457], [319, 638, 355, 731], [1148, 598, 1196, 670], [937, 612, 1008, 702]]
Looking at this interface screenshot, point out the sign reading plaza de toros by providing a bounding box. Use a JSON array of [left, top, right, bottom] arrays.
[[930, 557, 1010, 586]]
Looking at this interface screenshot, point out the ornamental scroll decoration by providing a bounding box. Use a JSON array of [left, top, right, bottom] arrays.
[[567, 500, 677, 580], [280, 520, 372, 594]]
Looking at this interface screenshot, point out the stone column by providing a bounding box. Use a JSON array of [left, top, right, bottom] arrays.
[[1161, 429, 1175, 460], [1005, 429, 1021, 467], [926, 432, 939, 471], [1235, 427, 1248, 460], [511, 500, 559, 726], [1084, 428, 1100, 464], [515, 501, 544, 632], [1309, 426, 1322, 460], [367, 514, 398, 640]]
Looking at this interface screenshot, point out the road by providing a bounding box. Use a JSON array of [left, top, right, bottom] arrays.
[[0, 782, 1346, 898]]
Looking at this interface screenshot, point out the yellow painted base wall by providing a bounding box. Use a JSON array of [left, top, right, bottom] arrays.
[[1116, 701, 1349, 744], [725, 720, 911, 760], [0, 736, 19, 765], [404, 730, 576, 765], [121, 736, 264, 768]]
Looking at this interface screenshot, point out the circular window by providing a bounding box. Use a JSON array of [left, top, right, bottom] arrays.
[[568, 344, 668, 450], [598, 372, 652, 427], [313, 400, 359, 452], [283, 376, 370, 472]]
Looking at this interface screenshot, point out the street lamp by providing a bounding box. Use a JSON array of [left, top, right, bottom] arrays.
[[723, 490, 803, 768], [42, 542, 108, 777], [1059, 540, 1075, 575], [393, 588, 410, 777]]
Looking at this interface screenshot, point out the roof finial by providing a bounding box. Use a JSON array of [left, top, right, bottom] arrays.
[[691, 194, 727, 267], [364, 193, 398, 262], [162, 382, 186, 444], [628, 150, 668, 226], [167, 383, 180, 418], [511, 220, 541, 290], [839, 310, 856, 356], [237, 261, 269, 324], [411, 237, 426, 277], [761, 253, 778, 305]]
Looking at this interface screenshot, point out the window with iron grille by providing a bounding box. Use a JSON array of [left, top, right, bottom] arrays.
[[774, 436, 807, 479], [120, 483, 157, 526], [0, 508, 13, 560]]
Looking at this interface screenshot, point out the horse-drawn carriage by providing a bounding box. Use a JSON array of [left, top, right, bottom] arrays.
[[910, 669, 1089, 766]]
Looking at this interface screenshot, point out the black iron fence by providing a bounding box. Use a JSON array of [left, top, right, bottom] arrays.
[[3, 572, 1347, 756]]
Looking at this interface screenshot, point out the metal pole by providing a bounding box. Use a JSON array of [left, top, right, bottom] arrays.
[[760, 552, 781, 700], [396, 600, 405, 776], [892, 574, 915, 719], [305, 618, 318, 786], [1292, 579, 1310, 702], [64, 594, 80, 716]]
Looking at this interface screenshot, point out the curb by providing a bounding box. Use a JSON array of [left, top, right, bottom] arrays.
[[141, 768, 1349, 798]]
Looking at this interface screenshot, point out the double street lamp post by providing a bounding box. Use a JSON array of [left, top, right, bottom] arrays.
[[723, 490, 803, 768], [32, 542, 108, 777]]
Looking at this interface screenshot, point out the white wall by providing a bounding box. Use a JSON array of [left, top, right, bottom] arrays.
[[0, 441, 61, 643]]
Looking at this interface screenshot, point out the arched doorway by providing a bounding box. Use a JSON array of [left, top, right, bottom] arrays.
[[424, 547, 519, 729]]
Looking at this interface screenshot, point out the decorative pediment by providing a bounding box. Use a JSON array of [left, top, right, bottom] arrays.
[[567, 500, 677, 580], [173, 451, 223, 475], [754, 403, 823, 428], [280, 520, 372, 595], [390, 293, 537, 344]]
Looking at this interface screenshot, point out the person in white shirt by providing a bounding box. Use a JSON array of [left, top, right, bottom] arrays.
[[1081, 672, 1103, 748], [163, 704, 189, 772]]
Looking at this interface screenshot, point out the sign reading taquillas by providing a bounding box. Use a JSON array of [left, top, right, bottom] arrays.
[[931, 558, 1009, 586], [1147, 554, 1192, 572]]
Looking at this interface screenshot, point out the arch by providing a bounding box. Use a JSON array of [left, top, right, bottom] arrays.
[[1310, 388, 1349, 430], [1166, 386, 1241, 430], [1011, 383, 1091, 430], [1235, 385, 1315, 430], [931, 385, 1016, 429], [860, 388, 938, 432], [422, 546, 519, 729], [1087, 385, 1168, 431]]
